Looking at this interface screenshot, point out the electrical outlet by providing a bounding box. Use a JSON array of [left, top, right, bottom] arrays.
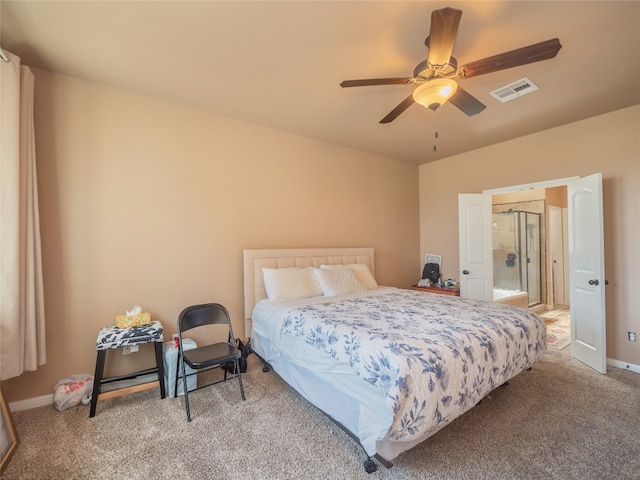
[[122, 345, 139, 355], [628, 332, 637, 342]]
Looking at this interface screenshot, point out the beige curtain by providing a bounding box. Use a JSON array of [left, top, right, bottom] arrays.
[[0, 49, 46, 380]]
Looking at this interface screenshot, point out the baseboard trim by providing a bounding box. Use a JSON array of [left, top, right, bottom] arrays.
[[9, 394, 53, 412], [607, 358, 640, 374]]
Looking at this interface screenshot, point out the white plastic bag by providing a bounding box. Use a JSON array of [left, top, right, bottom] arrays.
[[53, 374, 94, 411]]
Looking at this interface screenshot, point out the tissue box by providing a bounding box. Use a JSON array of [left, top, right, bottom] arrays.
[[116, 312, 151, 328]]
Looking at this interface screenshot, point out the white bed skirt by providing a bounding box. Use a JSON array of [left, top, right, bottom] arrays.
[[250, 330, 423, 460]]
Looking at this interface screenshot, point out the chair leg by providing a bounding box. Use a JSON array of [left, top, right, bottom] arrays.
[[154, 342, 166, 399], [174, 353, 180, 398], [180, 354, 192, 422], [236, 359, 246, 401], [89, 350, 106, 418]]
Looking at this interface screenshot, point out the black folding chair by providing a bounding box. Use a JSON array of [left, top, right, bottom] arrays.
[[176, 303, 245, 421]]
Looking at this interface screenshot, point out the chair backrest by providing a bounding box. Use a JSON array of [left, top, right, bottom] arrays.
[[177, 303, 235, 344]]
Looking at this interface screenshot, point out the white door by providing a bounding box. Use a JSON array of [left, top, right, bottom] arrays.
[[458, 194, 493, 300], [568, 173, 606, 373]]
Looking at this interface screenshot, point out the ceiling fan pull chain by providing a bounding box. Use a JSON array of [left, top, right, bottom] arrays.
[[433, 110, 439, 152]]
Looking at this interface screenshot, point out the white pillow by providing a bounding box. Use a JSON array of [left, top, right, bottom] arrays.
[[319, 263, 378, 290], [262, 267, 323, 302], [313, 267, 367, 297]]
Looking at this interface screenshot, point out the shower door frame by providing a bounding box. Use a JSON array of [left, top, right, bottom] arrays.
[[491, 204, 545, 308]]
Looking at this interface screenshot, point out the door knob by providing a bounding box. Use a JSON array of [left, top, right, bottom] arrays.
[[588, 279, 599, 286], [605, 280, 609, 285], [462, 270, 469, 275]]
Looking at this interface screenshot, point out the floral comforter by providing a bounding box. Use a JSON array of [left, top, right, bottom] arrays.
[[276, 288, 546, 443]]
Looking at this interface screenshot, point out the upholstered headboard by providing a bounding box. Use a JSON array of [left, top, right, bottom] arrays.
[[243, 247, 375, 336]]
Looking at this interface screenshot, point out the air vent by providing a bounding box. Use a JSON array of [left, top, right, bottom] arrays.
[[490, 77, 539, 103]]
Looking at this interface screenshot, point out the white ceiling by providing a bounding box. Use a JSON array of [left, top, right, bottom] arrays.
[[2, 1, 639, 165]]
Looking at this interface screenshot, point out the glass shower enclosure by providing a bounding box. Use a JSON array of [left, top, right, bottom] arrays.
[[492, 209, 543, 307]]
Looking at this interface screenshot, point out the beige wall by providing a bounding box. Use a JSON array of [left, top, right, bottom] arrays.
[[4, 70, 420, 402], [419, 105, 640, 366]]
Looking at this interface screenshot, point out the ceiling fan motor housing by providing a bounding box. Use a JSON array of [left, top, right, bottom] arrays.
[[414, 57, 458, 80]]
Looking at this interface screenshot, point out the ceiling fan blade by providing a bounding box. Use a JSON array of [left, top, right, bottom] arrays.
[[380, 95, 415, 124], [458, 38, 562, 78], [340, 78, 413, 88], [448, 86, 486, 116], [427, 7, 462, 68]]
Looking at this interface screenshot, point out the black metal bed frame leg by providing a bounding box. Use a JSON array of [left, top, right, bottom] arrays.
[[362, 453, 394, 473], [253, 352, 270, 372], [364, 457, 377, 474]]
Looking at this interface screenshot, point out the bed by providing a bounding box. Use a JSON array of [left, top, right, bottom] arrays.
[[243, 248, 546, 473]]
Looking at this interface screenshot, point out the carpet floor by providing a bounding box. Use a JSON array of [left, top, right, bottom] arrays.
[[2, 350, 639, 479]]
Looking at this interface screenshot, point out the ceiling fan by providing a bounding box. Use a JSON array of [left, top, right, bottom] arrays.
[[340, 7, 562, 123]]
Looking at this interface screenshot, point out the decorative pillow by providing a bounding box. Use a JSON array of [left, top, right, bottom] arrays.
[[319, 263, 378, 290], [262, 267, 323, 302], [313, 267, 367, 297]]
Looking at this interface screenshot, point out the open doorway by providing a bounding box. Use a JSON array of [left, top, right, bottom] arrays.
[[490, 185, 570, 352], [461, 173, 606, 373]]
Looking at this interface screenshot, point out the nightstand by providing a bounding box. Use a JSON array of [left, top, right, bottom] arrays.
[[411, 285, 460, 297]]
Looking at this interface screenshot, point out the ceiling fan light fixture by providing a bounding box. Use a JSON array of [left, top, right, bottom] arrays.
[[412, 78, 458, 111]]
